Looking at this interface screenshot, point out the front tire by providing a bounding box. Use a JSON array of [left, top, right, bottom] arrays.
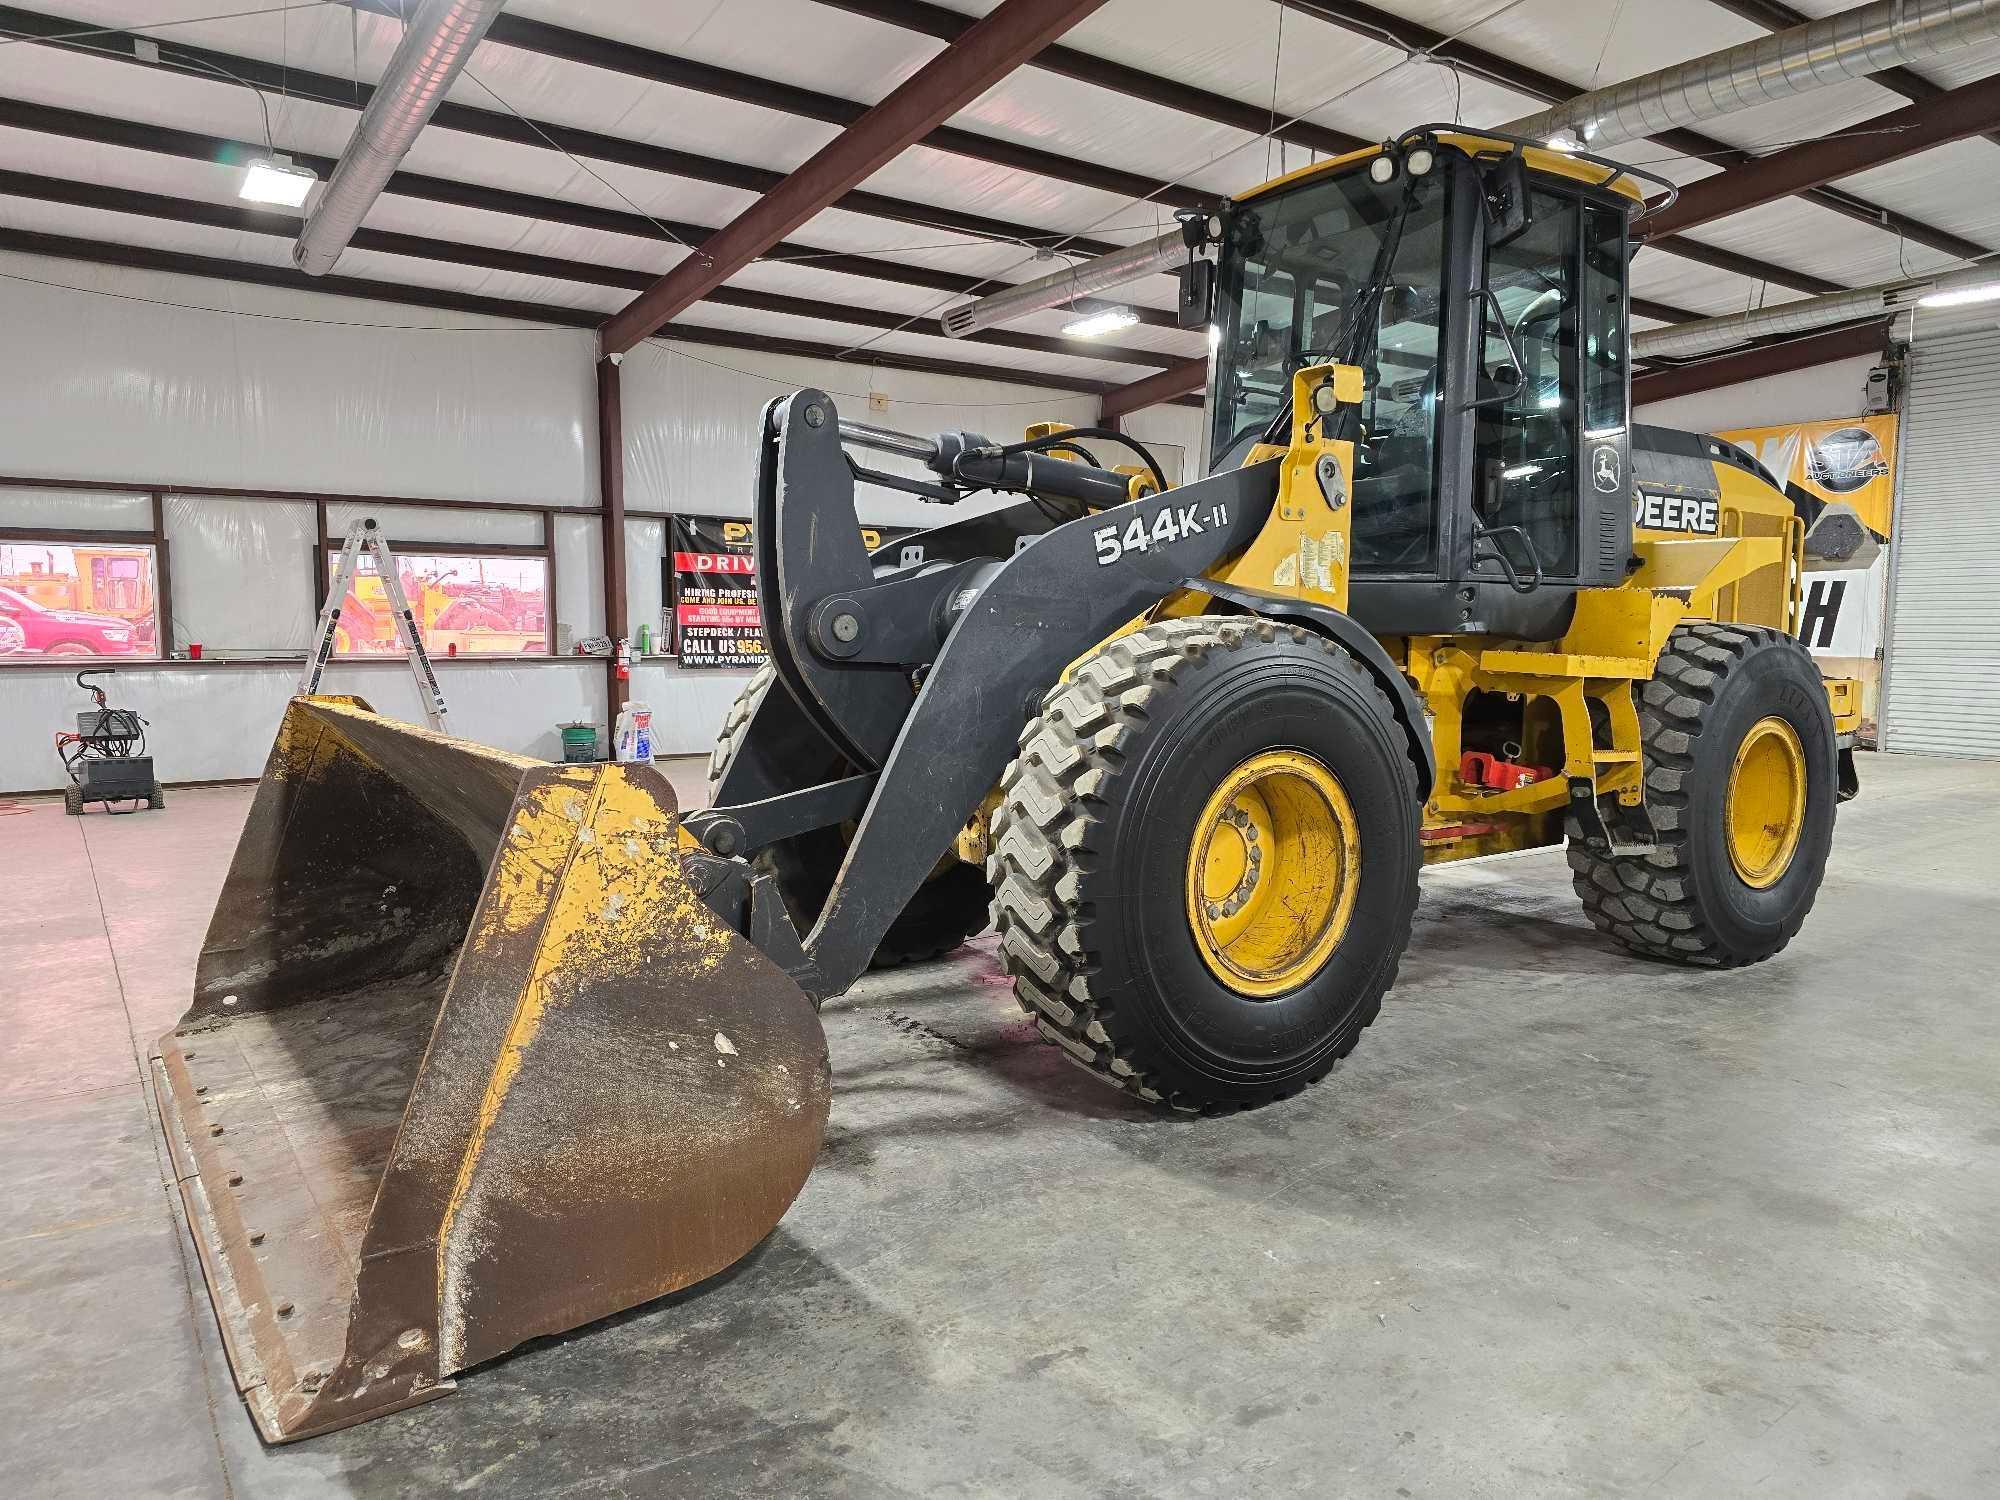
[[989, 617, 1422, 1112], [1570, 623, 1837, 966]]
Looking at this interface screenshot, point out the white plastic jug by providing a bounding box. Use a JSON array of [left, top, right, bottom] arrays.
[[612, 701, 655, 765]]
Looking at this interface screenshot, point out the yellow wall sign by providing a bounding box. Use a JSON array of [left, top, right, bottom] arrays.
[[1717, 414, 1898, 539], [1716, 413, 1899, 745]]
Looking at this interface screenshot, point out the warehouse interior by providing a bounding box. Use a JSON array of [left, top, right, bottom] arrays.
[[2, 1, 1998, 1495]]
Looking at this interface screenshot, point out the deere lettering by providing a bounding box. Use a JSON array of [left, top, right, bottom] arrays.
[[1634, 490, 1720, 535]]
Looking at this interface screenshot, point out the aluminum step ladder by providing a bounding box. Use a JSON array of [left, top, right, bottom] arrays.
[[304, 517, 450, 733]]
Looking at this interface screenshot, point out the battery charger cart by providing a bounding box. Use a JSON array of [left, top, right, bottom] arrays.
[[56, 669, 163, 815]]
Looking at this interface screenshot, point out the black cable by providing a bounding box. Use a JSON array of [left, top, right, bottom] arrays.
[[989, 427, 1170, 492]]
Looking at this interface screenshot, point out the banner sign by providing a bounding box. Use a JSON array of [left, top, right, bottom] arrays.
[[667, 516, 914, 668], [1717, 414, 1898, 742]]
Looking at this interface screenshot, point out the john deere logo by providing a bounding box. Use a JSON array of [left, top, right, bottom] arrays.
[[1592, 445, 1622, 493], [1634, 490, 1720, 535], [1805, 427, 1889, 495]]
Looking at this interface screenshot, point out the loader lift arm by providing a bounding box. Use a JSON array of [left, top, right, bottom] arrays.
[[701, 388, 1275, 1001]]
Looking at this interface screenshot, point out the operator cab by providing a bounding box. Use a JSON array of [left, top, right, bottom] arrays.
[[1203, 129, 1669, 640]]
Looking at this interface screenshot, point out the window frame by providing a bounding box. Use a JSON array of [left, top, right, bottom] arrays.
[[1472, 182, 1587, 580], [1210, 157, 1458, 577], [311, 503, 560, 661], [0, 503, 171, 661]]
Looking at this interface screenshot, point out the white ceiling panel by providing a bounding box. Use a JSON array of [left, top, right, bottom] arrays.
[[856, 142, 1154, 243], [948, 66, 1254, 201], [0, 193, 297, 270], [0, 124, 252, 208], [1631, 247, 1807, 322], [0, 0, 1995, 399], [504, 0, 942, 109], [670, 301, 1147, 386], [1835, 136, 2000, 258], [1686, 196, 1967, 290]]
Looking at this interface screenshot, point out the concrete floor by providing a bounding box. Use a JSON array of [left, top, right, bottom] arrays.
[[3, 749, 1997, 1498]]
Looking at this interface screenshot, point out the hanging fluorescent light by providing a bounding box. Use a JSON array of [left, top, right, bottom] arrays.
[[1062, 305, 1140, 339], [1918, 279, 2000, 309], [240, 155, 317, 208], [1502, 462, 1544, 480]]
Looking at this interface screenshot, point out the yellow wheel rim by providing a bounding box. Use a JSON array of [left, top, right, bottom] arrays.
[[1185, 750, 1360, 997], [1726, 715, 1807, 889]]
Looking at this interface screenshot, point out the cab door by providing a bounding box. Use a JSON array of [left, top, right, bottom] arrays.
[[1468, 188, 1632, 605]]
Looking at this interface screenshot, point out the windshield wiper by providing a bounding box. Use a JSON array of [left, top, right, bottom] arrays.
[[1254, 177, 1422, 449]]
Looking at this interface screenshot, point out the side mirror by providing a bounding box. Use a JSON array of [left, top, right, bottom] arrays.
[[1178, 258, 1215, 330], [1482, 153, 1533, 249]]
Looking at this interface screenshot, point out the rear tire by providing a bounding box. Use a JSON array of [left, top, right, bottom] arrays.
[[1569, 622, 1837, 967], [63, 783, 83, 816], [708, 663, 991, 968], [989, 617, 1422, 1112], [148, 782, 166, 811]]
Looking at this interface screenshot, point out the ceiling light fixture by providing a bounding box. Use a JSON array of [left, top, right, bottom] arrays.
[[1062, 306, 1140, 339], [240, 155, 317, 208], [1918, 280, 2000, 309]]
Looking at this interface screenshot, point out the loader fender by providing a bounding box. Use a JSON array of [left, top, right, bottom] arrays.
[[1184, 577, 1435, 792]]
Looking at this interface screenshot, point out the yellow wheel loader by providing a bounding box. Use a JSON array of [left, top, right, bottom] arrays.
[[156, 125, 1861, 1440]]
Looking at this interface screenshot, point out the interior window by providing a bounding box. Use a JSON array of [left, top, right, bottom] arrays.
[[1210, 165, 1449, 574], [1582, 202, 1627, 439], [1474, 189, 1581, 579]]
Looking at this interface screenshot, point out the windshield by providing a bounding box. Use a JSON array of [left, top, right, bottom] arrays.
[[1210, 158, 1451, 572]]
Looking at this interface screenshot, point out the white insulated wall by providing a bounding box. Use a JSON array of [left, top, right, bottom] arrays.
[[624, 338, 1104, 526], [0, 251, 598, 503], [0, 254, 1116, 789], [1633, 355, 1882, 435]]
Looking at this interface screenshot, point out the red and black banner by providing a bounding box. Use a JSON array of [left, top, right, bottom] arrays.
[[668, 516, 914, 668], [669, 516, 761, 667]]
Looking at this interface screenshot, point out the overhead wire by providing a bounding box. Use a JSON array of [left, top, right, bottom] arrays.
[[0, 268, 1119, 407], [822, 0, 1538, 366], [0, 266, 585, 331], [1265, 1, 1287, 183], [457, 64, 705, 260]]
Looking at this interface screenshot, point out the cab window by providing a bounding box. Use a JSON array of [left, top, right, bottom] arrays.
[[1211, 163, 1450, 575], [1474, 188, 1581, 579]]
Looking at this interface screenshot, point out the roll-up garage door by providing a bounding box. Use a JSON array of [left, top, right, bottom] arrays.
[[1882, 328, 2000, 758]]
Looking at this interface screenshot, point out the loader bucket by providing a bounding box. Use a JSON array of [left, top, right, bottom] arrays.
[[150, 697, 829, 1442]]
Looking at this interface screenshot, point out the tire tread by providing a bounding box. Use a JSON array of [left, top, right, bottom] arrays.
[[988, 616, 1419, 1112], [1569, 622, 1826, 968]]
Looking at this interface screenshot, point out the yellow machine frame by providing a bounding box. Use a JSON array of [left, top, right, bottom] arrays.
[[1031, 358, 1860, 870]]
